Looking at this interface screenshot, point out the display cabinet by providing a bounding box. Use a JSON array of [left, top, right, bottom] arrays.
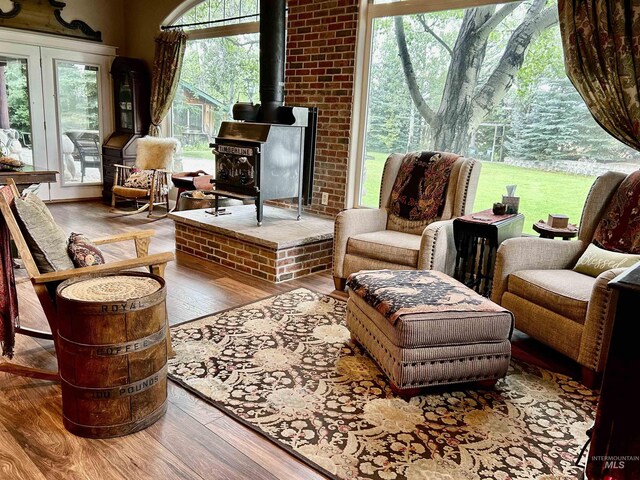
[[102, 57, 150, 201]]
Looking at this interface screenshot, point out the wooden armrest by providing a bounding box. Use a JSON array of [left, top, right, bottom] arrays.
[[91, 229, 156, 245], [32, 252, 175, 284], [114, 164, 133, 169]]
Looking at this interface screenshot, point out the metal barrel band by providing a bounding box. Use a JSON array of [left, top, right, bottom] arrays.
[[62, 400, 168, 434], [57, 327, 166, 357], [59, 289, 166, 315], [60, 364, 167, 400]]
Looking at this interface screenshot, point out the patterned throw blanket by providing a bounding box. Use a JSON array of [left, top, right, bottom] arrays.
[[347, 270, 507, 325], [0, 187, 18, 358], [593, 170, 640, 253], [389, 151, 458, 223]]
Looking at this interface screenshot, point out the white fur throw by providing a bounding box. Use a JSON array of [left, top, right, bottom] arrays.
[[136, 136, 179, 170]]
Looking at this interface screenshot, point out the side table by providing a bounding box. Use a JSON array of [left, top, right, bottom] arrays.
[[453, 209, 524, 296], [0, 168, 58, 192], [533, 221, 578, 240]]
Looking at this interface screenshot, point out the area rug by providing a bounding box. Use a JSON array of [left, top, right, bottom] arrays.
[[168, 288, 596, 480]]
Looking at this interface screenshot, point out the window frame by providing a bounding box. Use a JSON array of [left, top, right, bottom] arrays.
[[187, 103, 205, 132], [347, 0, 521, 209]]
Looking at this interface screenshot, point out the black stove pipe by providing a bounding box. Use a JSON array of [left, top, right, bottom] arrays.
[[259, 0, 286, 123]]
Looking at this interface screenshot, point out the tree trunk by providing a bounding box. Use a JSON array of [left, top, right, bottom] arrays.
[[432, 7, 493, 155], [431, 117, 474, 154], [406, 101, 415, 151]]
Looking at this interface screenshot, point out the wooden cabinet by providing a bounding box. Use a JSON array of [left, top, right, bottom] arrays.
[[586, 263, 640, 479], [102, 57, 151, 201]]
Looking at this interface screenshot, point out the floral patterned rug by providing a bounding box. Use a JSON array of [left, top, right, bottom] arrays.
[[168, 288, 596, 480]]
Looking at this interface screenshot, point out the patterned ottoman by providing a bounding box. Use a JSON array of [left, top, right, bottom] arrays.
[[346, 270, 513, 395]]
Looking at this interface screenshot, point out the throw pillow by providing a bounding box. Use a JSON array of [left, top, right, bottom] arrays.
[[573, 243, 640, 277], [124, 169, 154, 189], [67, 233, 105, 267], [14, 193, 75, 273], [593, 170, 640, 253], [387, 151, 459, 234]]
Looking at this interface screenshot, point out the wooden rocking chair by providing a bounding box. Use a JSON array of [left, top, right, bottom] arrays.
[[111, 136, 178, 218], [111, 165, 171, 218], [0, 179, 174, 381]]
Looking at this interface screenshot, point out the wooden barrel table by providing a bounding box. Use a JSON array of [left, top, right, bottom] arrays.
[[56, 272, 168, 438]]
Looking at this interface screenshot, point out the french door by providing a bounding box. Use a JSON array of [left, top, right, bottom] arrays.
[[0, 43, 49, 199], [0, 30, 115, 201], [42, 48, 113, 200]]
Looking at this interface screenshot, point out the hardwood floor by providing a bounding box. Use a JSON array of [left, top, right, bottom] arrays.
[[0, 201, 578, 480]]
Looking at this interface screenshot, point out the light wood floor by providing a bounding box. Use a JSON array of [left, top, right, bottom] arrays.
[[0, 201, 578, 480]]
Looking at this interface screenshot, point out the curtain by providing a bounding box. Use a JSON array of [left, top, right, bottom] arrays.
[[149, 30, 187, 137], [0, 187, 18, 358], [558, 0, 640, 151]]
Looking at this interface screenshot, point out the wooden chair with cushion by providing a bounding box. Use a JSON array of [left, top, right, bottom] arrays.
[[491, 171, 639, 386], [111, 136, 178, 218], [333, 151, 481, 290], [0, 179, 174, 381]]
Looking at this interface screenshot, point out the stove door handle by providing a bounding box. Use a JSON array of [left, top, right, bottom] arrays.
[[211, 146, 219, 155]]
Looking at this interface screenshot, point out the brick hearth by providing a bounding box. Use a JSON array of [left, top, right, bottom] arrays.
[[170, 205, 334, 283]]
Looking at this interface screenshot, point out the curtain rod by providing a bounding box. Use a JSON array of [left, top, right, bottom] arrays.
[[161, 13, 260, 30]]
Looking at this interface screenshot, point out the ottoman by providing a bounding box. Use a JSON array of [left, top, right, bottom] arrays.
[[346, 270, 513, 395]]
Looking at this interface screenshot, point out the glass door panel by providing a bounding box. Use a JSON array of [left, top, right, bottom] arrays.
[[0, 44, 48, 199], [56, 61, 102, 185], [117, 74, 134, 131], [0, 57, 33, 166]]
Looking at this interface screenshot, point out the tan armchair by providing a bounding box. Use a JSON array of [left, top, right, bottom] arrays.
[[491, 171, 627, 385], [333, 152, 481, 290]]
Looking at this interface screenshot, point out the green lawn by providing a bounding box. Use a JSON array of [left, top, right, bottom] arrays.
[[362, 153, 595, 234]]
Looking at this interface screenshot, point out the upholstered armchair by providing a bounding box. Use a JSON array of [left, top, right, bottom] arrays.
[[333, 152, 481, 290], [491, 171, 628, 385]]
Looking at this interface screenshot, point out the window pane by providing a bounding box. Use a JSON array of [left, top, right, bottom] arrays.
[[176, 0, 259, 29], [0, 57, 33, 167], [361, 3, 640, 232], [172, 34, 259, 173], [56, 61, 102, 185], [188, 104, 204, 131]]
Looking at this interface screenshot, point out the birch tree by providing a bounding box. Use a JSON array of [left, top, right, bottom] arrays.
[[395, 0, 558, 154]]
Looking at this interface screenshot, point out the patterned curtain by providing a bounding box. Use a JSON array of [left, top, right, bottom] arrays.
[[149, 30, 187, 137], [559, 1, 640, 151]]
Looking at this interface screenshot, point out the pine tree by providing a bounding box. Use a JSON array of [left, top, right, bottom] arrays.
[[506, 77, 620, 162]]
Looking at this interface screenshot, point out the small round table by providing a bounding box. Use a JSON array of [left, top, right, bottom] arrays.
[[533, 221, 578, 240], [56, 272, 168, 438]]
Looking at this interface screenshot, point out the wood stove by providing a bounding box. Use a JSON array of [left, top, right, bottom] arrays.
[[207, 0, 316, 226], [211, 117, 307, 225]]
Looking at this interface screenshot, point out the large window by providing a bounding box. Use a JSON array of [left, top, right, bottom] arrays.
[[356, 0, 640, 232], [166, 0, 259, 173]]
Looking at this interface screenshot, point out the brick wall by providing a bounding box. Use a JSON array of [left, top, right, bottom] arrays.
[[175, 223, 333, 283], [285, 0, 359, 217]]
